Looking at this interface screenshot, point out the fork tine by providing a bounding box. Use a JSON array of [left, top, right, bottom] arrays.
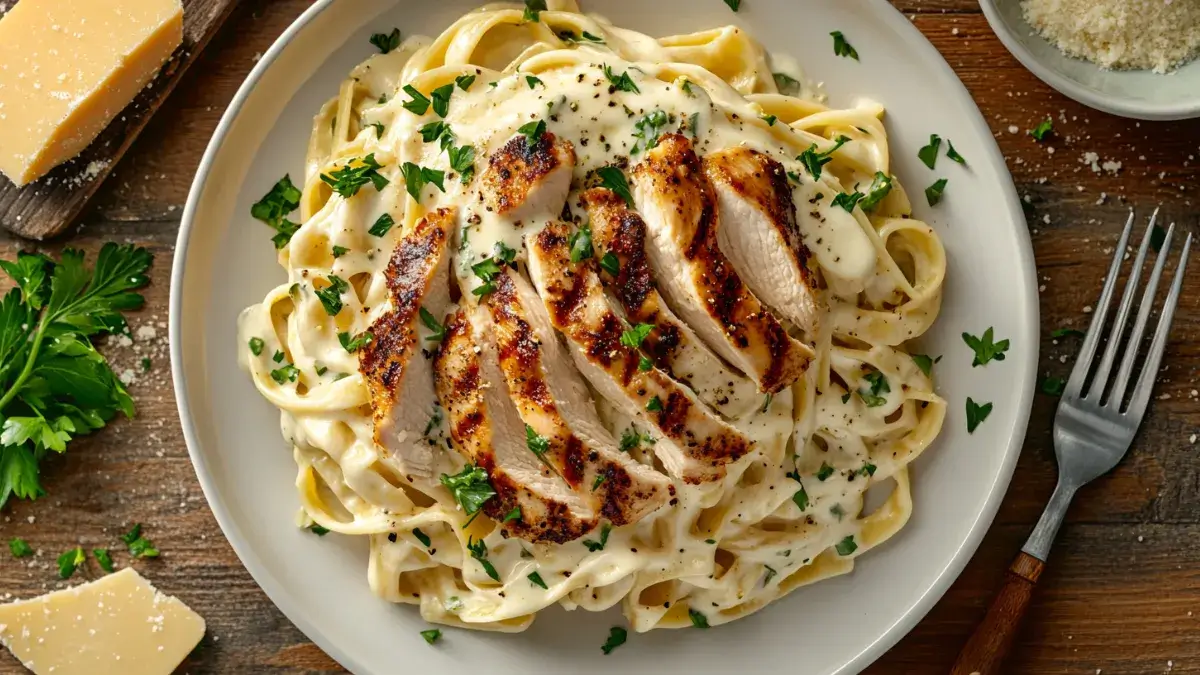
[[1066, 210, 1137, 398], [1125, 233, 1191, 418], [1092, 210, 1158, 401], [1107, 223, 1175, 408]]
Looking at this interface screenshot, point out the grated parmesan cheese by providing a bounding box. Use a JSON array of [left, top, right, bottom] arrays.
[[1021, 0, 1200, 73]]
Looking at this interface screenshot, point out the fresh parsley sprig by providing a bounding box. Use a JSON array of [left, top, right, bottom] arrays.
[[0, 244, 151, 508], [797, 136, 850, 180], [439, 464, 496, 519], [962, 327, 1009, 367], [321, 154, 389, 198]]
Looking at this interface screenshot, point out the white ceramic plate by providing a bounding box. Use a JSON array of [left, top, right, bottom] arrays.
[[171, 2, 1038, 673], [980, 0, 1200, 121]]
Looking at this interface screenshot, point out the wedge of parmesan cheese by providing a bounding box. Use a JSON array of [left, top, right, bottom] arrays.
[[0, 567, 206, 675], [0, 0, 184, 186]]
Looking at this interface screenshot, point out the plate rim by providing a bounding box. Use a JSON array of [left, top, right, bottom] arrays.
[[170, 1, 1039, 673]]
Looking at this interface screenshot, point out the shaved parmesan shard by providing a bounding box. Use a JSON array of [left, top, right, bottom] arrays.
[[0, 568, 206, 675]]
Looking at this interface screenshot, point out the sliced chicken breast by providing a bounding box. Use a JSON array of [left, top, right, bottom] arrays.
[[630, 133, 814, 394], [702, 147, 823, 335], [483, 269, 673, 522], [360, 207, 457, 483], [583, 187, 760, 420], [480, 130, 576, 225], [526, 222, 753, 484], [434, 307, 597, 543]]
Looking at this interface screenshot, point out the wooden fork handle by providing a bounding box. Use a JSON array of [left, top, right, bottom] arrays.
[[950, 551, 1045, 675]]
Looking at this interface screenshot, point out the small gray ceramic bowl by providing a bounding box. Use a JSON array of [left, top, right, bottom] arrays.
[[980, 0, 1200, 121]]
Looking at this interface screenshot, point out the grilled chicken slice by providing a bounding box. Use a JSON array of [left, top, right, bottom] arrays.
[[527, 222, 753, 483], [483, 269, 673, 522], [583, 187, 760, 420], [630, 134, 814, 394], [480, 130, 576, 225], [703, 147, 823, 334], [359, 208, 458, 483], [434, 307, 597, 543]]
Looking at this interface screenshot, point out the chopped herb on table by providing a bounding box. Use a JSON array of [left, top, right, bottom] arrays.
[[93, 547, 114, 572], [9, 538, 33, 558], [1029, 118, 1053, 141], [121, 523, 160, 558], [1041, 376, 1066, 396], [308, 524, 330, 536], [57, 547, 85, 579]]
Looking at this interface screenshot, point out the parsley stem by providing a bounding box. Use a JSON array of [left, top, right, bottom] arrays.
[[0, 311, 49, 412]]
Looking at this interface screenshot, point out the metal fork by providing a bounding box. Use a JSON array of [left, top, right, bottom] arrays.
[[951, 210, 1192, 675]]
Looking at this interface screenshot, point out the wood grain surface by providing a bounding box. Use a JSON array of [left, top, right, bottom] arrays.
[[0, 0, 241, 240], [3, 1, 1200, 673]]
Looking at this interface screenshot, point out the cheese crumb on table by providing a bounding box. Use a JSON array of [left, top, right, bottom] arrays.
[[1021, 0, 1200, 73], [0, 568, 205, 675]]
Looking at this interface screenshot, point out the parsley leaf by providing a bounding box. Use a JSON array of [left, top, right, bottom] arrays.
[[582, 522, 611, 552], [773, 72, 802, 95], [599, 252, 620, 276], [835, 535, 858, 556], [526, 75, 544, 89], [816, 462, 834, 481], [369, 122, 385, 139], [370, 28, 401, 54], [250, 176, 303, 248], [523, 0, 547, 22], [93, 547, 114, 572], [401, 84, 432, 116], [456, 74, 476, 90], [630, 110, 668, 155], [338, 330, 373, 353], [688, 609, 709, 629], [419, 121, 451, 144], [639, 356, 654, 371], [526, 424, 550, 459], [419, 307, 446, 344], [430, 83, 454, 119], [448, 144, 476, 184], [248, 337, 265, 356], [601, 626, 628, 654], [946, 140, 967, 165], [603, 64, 640, 93], [596, 166, 634, 206], [120, 523, 159, 558], [331, 245, 349, 258], [421, 628, 442, 644], [1052, 327, 1085, 339], [1041, 376, 1066, 396], [962, 327, 1010, 367], [831, 31, 859, 60], [503, 506, 522, 523], [57, 546, 85, 579], [308, 524, 330, 536], [911, 354, 935, 377], [831, 191, 863, 212], [315, 275, 349, 316], [528, 571, 548, 589], [966, 397, 993, 433], [440, 464, 496, 517], [569, 224, 594, 263], [925, 178, 948, 206], [400, 162, 446, 202], [1029, 118, 1053, 141], [558, 30, 605, 44], [858, 172, 893, 211], [723, 0, 741, 10], [517, 119, 547, 145], [619, 427, 649, 453], [918, 134, 942, 170], [467, 536, 500, 581], [646, 396, 663, 412], [413, 528, 431, 547], [620, 323, 654, 349], [320, 154, 389, 197], [9, 537, 32, 558], [786, 470, 809, 511], [761, 114, 778, 126], [797, 136, 850, 180], [858, 368, 890, 407]]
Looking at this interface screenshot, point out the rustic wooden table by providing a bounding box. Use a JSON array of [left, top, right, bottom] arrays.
[[2, 1, 1199, 673]]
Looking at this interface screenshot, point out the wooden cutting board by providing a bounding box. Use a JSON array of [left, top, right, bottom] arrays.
[[0, 0, 242, 240]]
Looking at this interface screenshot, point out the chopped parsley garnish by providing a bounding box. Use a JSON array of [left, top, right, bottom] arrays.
[[966, 397, 993, 433], [599, 252, 620, 276], [835, 535, 858, 556], [592, 473, 607, 491], [57, 547, 85, 579], [619, 427, 650, 452], [569, 224, 594, 262], [370, 28, 401, 54], [315, 364, 329, 376], [273, 350, 285, 363], [308, 524, 330, 536], [251, 175, 303, 248], [816, 462, 834, 481], [93, 548, 114, 572], [830, 503, 845, 520], [858, 368, 890, 407], [9, 538, 32, 558], [797, 135, 850, 180], [688, 609, 709, 629], [831, 31, 859, 60], [859, 172, 894, 211], [582, 522, 612, 552], [401, 84, 431, 115], [470, 253, 507, 298], [270, 364, 300, 384], [444, 597, 464, 613], [1052, 327, 1085, 339], [369, 213, 396, 237], [773, 72, 802, 95], [918, 134, 942, 170], [523, 0, 547, 22], [525, 424, 551, 459], [859, 463, 877, 477], [962, 327, 1010, 367], [413, 528, 432, 547], [786, 470, 809, 511], [468, 537, 500, 581], [630, 110, 669, 155], [315, 275, 349, 316], [761, 114, 778, 126], [121, 523, 159, 558], [558, 29, 605, 44], [526, 75, 544, 89], [320, 154, 389, 197], [925, 178, 948, 206], [723, 0, 741, 10], [603, 64, 640, 93], [601, 626, 628, 654], [400, 163, 446, 202], [369, 122, 385, 138], [763, 565, 778, 585], [503, 506, 522, 523], [639, 356, 654, 372], [419, 307, 446, 344], [421, 628, 442, 645], [448, 144, 477, 183], [646, 396, 663, 412], [332, 245, 349, 258], [689, 112, 701, 139], [841, 392, 852, 404], [831, 191, 863, 212], [419, 121, 450, 144], [620, 323, 654, 349], [338, 330, 374, 353], [248, 337, 265, 356], [517, 119, 547, 145], [911, 354, 935, 376], [455, 74, 476, 91], [596, 166, 634, 206], [1041, 376, 1066, 396], [430, 83, 454, 118], [1029, 118, 1053, 141], [528, 571, 548, 589], [761, 393, 773, 413], [440, 464, 496, 518], [946, 140, 967, 165]]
